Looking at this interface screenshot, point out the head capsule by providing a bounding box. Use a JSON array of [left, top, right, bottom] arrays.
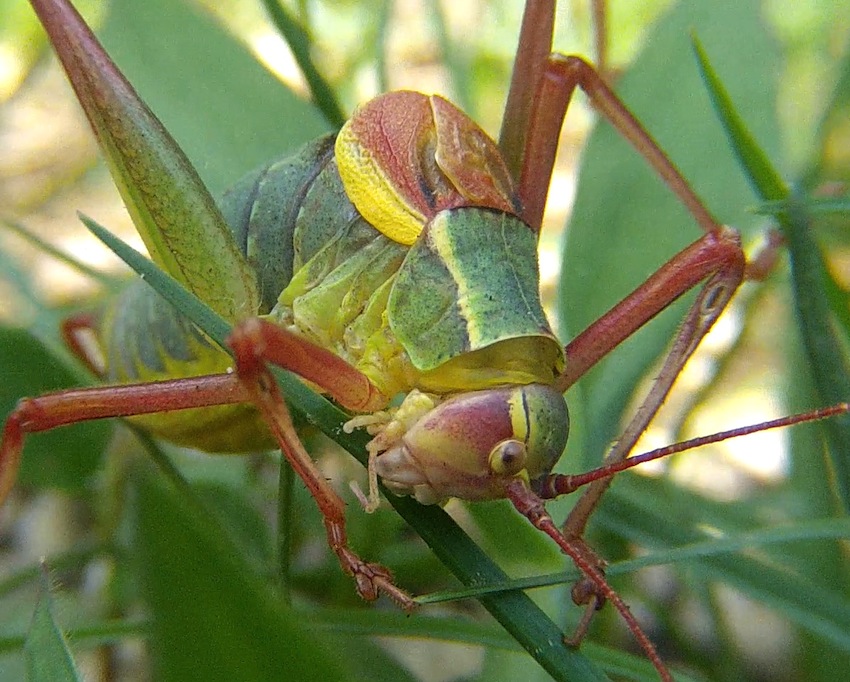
[[374, 384, 568, 505]]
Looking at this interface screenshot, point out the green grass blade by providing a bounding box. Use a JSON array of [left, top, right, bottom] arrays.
[[690, 35, 787, 200], [373, 0, 393, 96], [429, 0, 472, 115], [24, 571, 82, 682], [693, 35, 850, 511], [258, 0, 346, 128], [0, 619, 150, 656], [755, 197, 850, 216], [783, 200, 850, 508], [421, 516, 850, 601], [600, 477, 850, 653], [0, 219, 117, 286]]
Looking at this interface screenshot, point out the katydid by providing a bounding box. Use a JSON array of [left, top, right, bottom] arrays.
[[1, 1, 848, 680]]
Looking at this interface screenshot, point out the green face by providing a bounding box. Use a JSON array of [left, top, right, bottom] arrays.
[[374, 384, 569, 505]]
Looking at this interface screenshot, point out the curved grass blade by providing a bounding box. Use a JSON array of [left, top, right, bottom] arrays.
[[258, 0, 346, 128], [597, 478, 850, 653], [693, 35, 850, 511], [421, 516, 850, 601]]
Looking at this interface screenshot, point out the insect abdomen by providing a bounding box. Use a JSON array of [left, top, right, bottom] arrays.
[[219, 135, 337, 313]]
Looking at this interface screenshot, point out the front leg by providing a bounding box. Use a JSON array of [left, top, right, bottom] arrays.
[[227, 318, 414, 608], [229, 317, 387, 413]]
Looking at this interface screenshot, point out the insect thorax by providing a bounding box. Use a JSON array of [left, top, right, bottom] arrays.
[[222, 134, 563, 401]]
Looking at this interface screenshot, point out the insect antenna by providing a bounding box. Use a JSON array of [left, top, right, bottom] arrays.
[[537, 403, 850, 497]]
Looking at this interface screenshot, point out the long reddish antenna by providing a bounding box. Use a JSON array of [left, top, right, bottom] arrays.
[[537, 403, 850, 497]]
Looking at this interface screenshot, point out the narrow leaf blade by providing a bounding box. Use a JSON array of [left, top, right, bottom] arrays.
[[694, 36, 850, 511], [133, 465, 352, 682], [25, 572, 82, 682]]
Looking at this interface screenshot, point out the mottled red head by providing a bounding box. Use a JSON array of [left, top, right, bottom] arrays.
[[375, 384, 568, 505]]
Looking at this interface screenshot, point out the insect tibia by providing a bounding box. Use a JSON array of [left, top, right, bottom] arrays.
[[504, 480, 673, 682]]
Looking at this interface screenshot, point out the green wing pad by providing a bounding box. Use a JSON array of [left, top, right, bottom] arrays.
[[388, 208, 563, 382]]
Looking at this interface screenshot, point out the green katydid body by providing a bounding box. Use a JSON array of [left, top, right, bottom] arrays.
[[98, 91, 569, 503]]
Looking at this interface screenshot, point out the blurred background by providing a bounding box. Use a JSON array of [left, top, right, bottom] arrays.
[[1, 1, 849, 681]]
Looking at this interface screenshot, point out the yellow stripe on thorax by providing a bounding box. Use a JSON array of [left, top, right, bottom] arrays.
[[426, 212, 485, 348]]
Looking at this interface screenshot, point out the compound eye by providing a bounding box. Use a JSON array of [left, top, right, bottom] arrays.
[[488, 439, 527, 477]]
